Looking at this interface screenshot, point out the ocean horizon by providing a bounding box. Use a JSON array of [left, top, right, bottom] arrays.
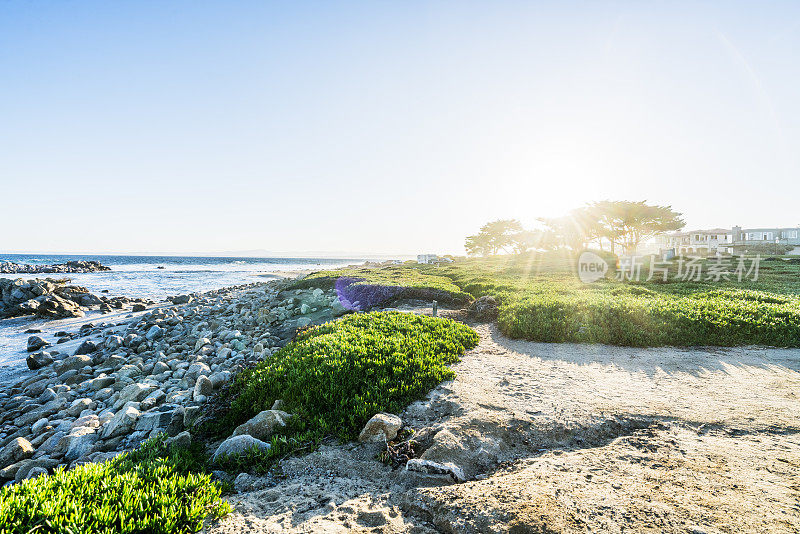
[[0, 253, 368, 300]]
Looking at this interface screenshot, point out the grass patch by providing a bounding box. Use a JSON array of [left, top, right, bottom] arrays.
[[0, 435, 230, 534], [446, 253, 800, 347], [299, 252, 800, 347], [212, 312, 478, 470], [290, 266, 473, 308]]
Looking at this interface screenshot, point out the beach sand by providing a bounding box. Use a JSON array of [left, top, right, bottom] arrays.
[[207, 322, 800, 533]]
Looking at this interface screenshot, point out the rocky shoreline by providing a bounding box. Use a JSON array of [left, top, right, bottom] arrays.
[[0, 277, 149, 319], [0, 277, 349, 484], [0, 260, 111, 274]]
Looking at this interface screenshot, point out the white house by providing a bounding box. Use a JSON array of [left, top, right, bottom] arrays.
[[656, 228, 733, 255], [656, 225, 800, 256], [417, 254, 438, 264]]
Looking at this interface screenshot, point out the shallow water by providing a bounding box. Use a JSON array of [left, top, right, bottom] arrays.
[[0, 254, 364, 299], [0, 254, 367, 375]]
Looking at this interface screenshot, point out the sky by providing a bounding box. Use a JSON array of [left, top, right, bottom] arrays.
[[1, 1, 799, 256]]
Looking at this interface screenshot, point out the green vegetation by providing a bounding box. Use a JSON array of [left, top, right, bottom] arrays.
[[305, 252, 800, 347], [465, 200, 685, 256], [214, 312, 478, 465], [0, 435, 230, 534], [292, 265, 473, 307]]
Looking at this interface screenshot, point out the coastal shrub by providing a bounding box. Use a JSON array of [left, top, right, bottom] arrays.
[[308, 255, 800, 348], [224, 311, 478, 440], [291, 266, 473, 308], [445, 258, 800, 347], [0, 435, 230, 534]]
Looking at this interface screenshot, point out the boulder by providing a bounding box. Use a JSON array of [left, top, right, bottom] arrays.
[[166, 431, 191, 449], [104, 335, 123, 350], [35, 294, 84, 319], [193, 375, 213, 401], [405, 459, 465, 483], [134, 406, 179, 433], [358, 413, 403, 443], [232, 410, 290, 441], [66, 398, 96, 417], [90, 376, 116, 391], [63, 427, 100, 461], [185, 362, 211, 383], [213, 435, 271, 461], [74, 340, 98, 355], [0, 438, 34, 467], [13, 458, 58, 482], [26, 351, 54, 370], [27, 336, 49, 352], [146, 325, 164, 340], [114, 383, 156, 410], [208, 371, 231, 389], [100, 406, 140, 439], [139, 389, 166, 411], [55, 355, 92, 375], [23, 466, 48, 480], [132, 303, 146, 312]]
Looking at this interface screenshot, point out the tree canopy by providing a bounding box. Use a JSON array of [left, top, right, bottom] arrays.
[[464, 201, 685, 256]]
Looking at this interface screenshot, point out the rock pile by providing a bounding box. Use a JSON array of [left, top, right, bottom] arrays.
[[0, 260, 111, 274], [0, 278, 147, 319], [0, 280, 350, 483]]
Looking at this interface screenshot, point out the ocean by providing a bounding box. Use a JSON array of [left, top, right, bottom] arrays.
[[0, 253, 366, 300], [0, 253, 369, 372]]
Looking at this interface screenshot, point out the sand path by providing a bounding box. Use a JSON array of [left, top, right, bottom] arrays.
[[206, 323, 800, 533]]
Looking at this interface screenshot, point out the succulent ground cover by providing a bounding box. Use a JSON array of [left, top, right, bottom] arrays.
[[291, 266, 473, 309], [312, 252, 800, 347], [0, 435, 230, 534], [212, 311, 479, 469]]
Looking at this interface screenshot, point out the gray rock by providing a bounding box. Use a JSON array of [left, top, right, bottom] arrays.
[[208, 371, 231, 389], [152, 361, 170, 375], [113, 383, 155, 410], [100, 406, 140, 439], [193, 376, 213, 401], [116, 364, 142, 380], [26, 351, 54, 370], [405, 459, 465, 483], [74, 340, 98, 355], [24, 466, 49, 480], [358, 413, 402, 443], [232, 410, 290, 442], [213, 435, 271, 462], [185, 362, 211, 383], [55, 355, 92, 375], [27, 336, 49, 352], [166, 431, 191, 449], [0, 438, 34, 467], [66, 398, 96, 417], [31, 418, 49, 434], [63, 427, 100, 461], [90, 376, 116, 391], [146, 325, 164, 340], [104, 335, 123, 350], [139, 389, 166, 411], [134, 406, 178, 433]]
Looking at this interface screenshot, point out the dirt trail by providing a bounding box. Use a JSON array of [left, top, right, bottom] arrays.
[[206, 323, 800, 533]]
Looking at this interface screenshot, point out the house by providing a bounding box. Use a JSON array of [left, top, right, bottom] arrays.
[[732, 226, 800, 245], [656, 225, 800, 256], [655, 229, 733, 255], [417, 254, 439, 264]]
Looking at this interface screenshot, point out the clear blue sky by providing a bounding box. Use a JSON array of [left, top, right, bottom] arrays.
[[1, 1, 799, 256]]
